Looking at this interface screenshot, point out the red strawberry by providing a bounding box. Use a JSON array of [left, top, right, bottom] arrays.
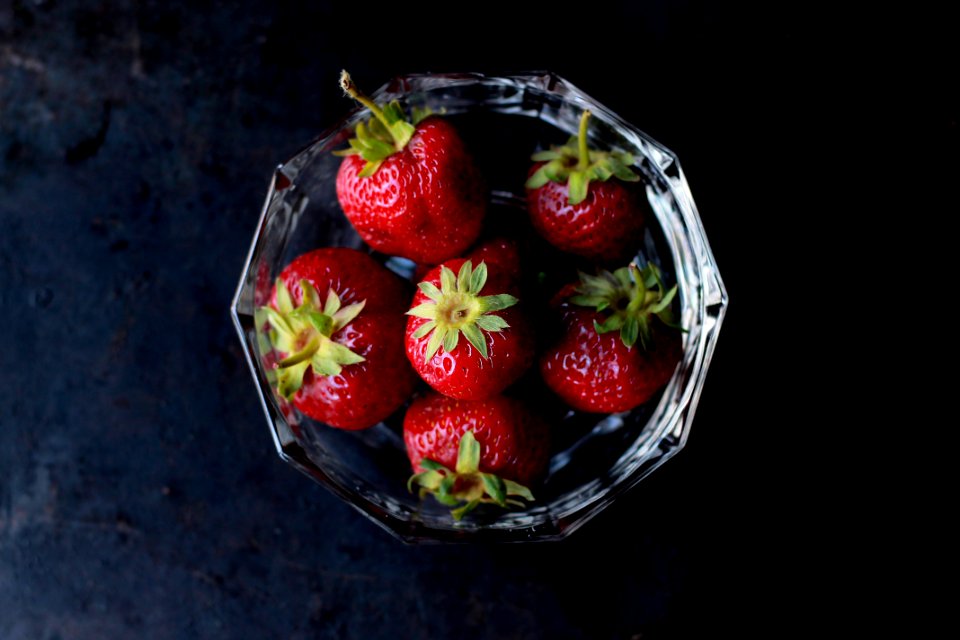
[[259, 248, 417, 430], [335, 71, 485, 264], [540, 263, 683, 413], [525, 110, 646, 262], [465, 237, 522, 283], [404, 252, 533, 400], [410, 236, 519, 285], [404, 393, 549, 519]]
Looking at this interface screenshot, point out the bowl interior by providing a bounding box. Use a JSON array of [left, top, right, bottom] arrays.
[[231, 73, 727, 542]]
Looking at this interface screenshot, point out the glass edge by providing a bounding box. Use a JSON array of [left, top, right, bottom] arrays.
[[230, 169, 289, 457]]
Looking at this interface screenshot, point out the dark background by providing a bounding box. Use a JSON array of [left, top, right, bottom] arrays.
[[2, 1, 942, 637]]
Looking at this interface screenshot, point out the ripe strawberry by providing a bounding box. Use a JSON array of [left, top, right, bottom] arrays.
[[404, 393, 549, 519], [540, 263, 683, 413], [404, 252, 533, 400], [259, 248, 417, 430], [335, 71, 485, 264], [525, 110, 646, 262], [465, 236, 522, 284], [409, 236, 521, 286]]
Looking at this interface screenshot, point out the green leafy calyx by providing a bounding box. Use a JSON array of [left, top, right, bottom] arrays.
[[525, 109, 640, 205], [570, 263, 680, 349], [259, 279, 366, 399], [407, 431, 534, 521], [406, 260, 518, 363], [333, 70, 431, 177]]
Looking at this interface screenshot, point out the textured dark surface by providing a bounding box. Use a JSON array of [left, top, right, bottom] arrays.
[[0, 1, 830, 637]]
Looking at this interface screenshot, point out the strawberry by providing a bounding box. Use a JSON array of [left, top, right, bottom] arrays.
[[259, 248, 417, 430], [525, 110, 646, 262], [540, 263, 683, 413], [404, 392, 549, 519], [465, 236, 522, 284], [404, 249, 533, 400], [334, 71, 485, 264]]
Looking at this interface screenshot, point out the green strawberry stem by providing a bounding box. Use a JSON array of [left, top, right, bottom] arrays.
[[335, 70, 418, 177], [525, 109, 640, 205], [408, 431, 534, 521], [339, 70, 403, 150], [577, 109, 591, 171], [259, 279, 367, 399], [570, 262, 683, 349], [407, 260, 518, 363]]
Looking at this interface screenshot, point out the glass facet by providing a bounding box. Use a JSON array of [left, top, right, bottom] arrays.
[[230, 72, 728, 542]]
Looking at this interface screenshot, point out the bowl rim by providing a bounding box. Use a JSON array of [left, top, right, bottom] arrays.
[[230, 71, 728, 543]]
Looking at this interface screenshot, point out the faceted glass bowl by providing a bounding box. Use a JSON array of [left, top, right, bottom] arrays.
[[230, 72, 727, 542]]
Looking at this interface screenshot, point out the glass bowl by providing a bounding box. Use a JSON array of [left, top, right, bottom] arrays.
[[230, 72, 727, 542]]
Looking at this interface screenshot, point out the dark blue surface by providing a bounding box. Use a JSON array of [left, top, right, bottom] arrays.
[[0, 1, 809, 636]]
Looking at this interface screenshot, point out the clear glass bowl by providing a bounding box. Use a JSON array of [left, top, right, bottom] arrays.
[[230, 72, 727, 542]]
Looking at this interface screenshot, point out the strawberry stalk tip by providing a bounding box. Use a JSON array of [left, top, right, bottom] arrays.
[[576, 109, 591, 171], [407, 260, 518, 363], [408, 431, 534, 521], [259, 279, 366, 399], [570, 263, 682, 349], [525, 109, 640, 205]]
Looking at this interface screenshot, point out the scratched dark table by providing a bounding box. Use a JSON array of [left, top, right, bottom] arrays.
[[1, 1, 821, 637]]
